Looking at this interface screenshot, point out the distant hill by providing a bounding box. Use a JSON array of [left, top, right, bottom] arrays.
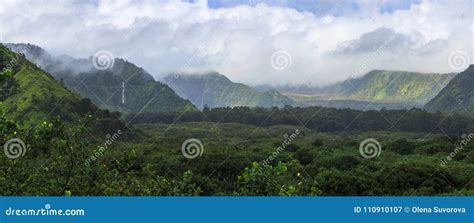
[[162, 72, 293, 109], [5, 43, 196, 114], [425, 65, 474, 115], [0, 43, 126, 132], [258, 70, 456, 110]]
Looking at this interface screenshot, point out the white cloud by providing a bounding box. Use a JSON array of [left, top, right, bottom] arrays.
[[0, 0, 472, 86]]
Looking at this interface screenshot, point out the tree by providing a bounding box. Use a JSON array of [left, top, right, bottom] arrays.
[[389, 139, 415, 155]]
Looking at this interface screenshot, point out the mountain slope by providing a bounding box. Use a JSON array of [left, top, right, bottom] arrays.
[[6, 43, 196, 114], [259, 70, 456, 109], [425, 65, 474, 115], [325, 70, 456, 104], [0, 43, 125, 132], [162, 72, 293, 109]]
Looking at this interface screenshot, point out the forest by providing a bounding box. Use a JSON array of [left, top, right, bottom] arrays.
[[126, 105, 474, 135], [1, 108, 473, 196]]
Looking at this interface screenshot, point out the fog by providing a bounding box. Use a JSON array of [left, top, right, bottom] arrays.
[[0, 0, 472, 86]]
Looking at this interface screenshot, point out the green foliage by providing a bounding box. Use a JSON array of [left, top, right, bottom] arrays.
[[0, 69, 19, 101], [127, 106, 474, 135], [389, 139, 415, 155], [294, 148, 316, 165], [1, 116, 473, 196], [236, 161, 319, 196]]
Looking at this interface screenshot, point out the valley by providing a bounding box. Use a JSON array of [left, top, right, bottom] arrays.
[[1, 43, 473, 196]]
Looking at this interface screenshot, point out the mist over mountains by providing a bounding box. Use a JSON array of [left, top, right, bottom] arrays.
[[0, 44, 127, 133], [5, 42, 473, 114], [6, 43, 196, 114]]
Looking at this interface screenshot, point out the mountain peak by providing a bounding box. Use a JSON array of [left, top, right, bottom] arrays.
[[162, 71, 292, 109]]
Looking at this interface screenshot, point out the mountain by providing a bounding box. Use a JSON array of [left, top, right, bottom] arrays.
[[0, 43, 125, 132], [5, 43, 196, 114], [425, 65, 474, 115], [258, 70, 456, 110], [162, 72, 293, 109]]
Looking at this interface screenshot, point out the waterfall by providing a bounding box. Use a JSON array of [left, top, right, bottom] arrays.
[[121, 81, 125, 104]]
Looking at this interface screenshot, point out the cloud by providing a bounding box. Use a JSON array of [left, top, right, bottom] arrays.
[[0, 0, 471, 86], [331, 27, 448, 55]]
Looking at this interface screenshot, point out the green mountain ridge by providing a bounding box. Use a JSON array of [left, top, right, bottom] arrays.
[[425, 65, 474, 116], [162, 72, 293, 109], [0, 43, 125, 132], [258, 70, 456, 109], [5, 43, 196, 114], [326, 70, 456, 104]]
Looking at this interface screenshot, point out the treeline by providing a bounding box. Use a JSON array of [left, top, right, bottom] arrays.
[[125, 106, 474, 135]]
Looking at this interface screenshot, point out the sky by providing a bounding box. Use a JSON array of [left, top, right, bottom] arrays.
[[0, 0, 472, 86]]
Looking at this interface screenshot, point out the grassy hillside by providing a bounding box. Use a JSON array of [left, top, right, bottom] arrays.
[[6, 43, 196, 114], [163, 72, 293, 109], [425, 65, 474, 115], [0, 44, 125, 132]]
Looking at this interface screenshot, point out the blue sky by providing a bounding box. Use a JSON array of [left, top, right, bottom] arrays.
[[183, 0, 422, 16]]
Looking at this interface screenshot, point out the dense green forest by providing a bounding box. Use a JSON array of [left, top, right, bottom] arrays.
[[1, 117, 473, 196], [126, 106, 474, 135]]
